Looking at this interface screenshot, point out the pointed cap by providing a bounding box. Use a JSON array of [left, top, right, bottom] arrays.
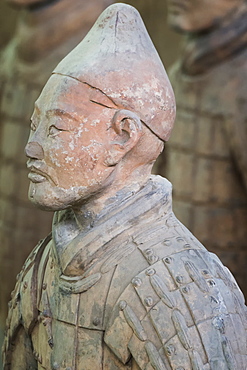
[[53, 3, 176, 141]]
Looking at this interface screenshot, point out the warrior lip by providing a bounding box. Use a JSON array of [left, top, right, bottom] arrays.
[[27, 165, 50, 184]]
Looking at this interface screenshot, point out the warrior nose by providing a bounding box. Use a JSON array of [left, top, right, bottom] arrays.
[[25, 142, 44, 160]]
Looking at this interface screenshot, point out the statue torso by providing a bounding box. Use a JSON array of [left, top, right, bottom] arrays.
[[3, 178, 247, 369]]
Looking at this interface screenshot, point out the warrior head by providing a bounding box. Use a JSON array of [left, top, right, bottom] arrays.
[[25, 3, 176, 211]]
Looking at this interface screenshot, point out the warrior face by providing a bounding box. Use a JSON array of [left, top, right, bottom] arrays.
[[25, 74, 117, 211], [167, 0, 243, 32]]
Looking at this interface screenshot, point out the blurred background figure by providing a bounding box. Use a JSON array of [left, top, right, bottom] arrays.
[[0, 0, 180, 361], [156, 0, 247, 296]]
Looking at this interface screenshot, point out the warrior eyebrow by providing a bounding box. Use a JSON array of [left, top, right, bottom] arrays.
[[46, 108, 80, 122]]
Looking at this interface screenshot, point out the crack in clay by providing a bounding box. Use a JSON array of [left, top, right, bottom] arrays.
[[90, 100, 115, 110], [53, 72, 118, 109]]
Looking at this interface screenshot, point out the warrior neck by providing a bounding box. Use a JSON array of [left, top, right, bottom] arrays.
[[181, 2, 247, 76], [72, 166, 152, 229], [52, 175, 173, 276]]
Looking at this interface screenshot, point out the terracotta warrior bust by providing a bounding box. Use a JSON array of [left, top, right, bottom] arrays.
[[3, 4, 247, 369], [159, 0, 247, 296]]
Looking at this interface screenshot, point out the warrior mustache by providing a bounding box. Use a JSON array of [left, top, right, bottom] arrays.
[[27, 160, 58, 186]]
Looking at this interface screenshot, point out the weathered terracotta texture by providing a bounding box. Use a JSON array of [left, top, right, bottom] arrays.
[[3, 4, 247, 369], [157, 0, 247, 296], [0, 0, 113, 333]]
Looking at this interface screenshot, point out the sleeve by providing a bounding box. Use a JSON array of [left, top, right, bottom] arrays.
[[2, 234, 52, 369]]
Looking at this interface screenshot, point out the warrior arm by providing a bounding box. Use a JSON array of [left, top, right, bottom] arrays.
[[3, 234, 52, 369]]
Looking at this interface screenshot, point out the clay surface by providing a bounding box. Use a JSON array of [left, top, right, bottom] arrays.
[[157, 0, 247, 296], [0, 0, 113, 335], [3, 4, 247, 369]]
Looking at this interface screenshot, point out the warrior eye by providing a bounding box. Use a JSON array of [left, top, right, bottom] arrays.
[[48, 125, 61, 137], [48, 125, 68, 137]]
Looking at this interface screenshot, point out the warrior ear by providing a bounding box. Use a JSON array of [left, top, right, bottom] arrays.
[[104, 109, 143, 167]]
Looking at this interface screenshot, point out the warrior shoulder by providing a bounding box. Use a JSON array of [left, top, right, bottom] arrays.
[[105, 235, 247, 369]]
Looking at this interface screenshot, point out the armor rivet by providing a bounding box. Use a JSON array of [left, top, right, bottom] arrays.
[[92, 317, 100, 326], [52, 362, 60, 369], [176, 275, 184, 284], [210, 296, 219, 304], [132, 277, 142, 287], [176, 237, 184, 243], [119, 300, 127, 310], [148, 255, 158, 264], [208, 279, 216, 286], [182, 286, 190, 294], [165, 344, 176, 356], [23, 281, 28, 290], [145, 248, 153, 256], [42, 309, 49, 317], [176, 367, 185, 370], [212, 316, 225, 334], [42, 283, 47, 290], [183, 243, 190, 249], [163, 239, 172, 246], [202, 270, 209, 275], [163, 257, 172, 264], [144, 296, 153, 307], [145, 268, 155, 276]]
